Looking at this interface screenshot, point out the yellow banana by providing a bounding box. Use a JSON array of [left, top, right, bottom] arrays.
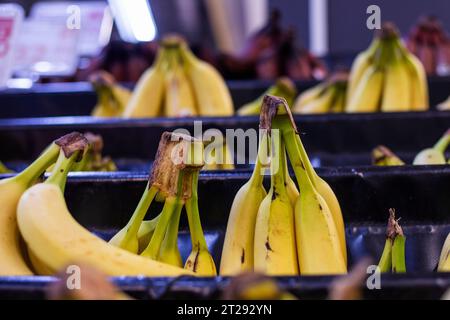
[[17, 144, 192, 277], [346, 65, 384, 113], [184, 171, 217, 276], [0, 141, 61, 276], [238, 77, 296, 116], [0, 161, 13, 173], [293, 83, 327, 112], [137, 216, 159, 252], [265, 95, 347, 272], [220, 134, 268, 275], [413, 130, 450, 165], [90, 72, 131, 117], [282, 149, 299, 207], [438, 233, 450, 271], [123, 49, 166, 118], [164, 49, 198, 117], [179, 42, 234, 116], [296, 85, 337, 114], [372, 145, 405, 166], [347, 38, 380, 99], [254, 134, 298, 276], [381, 57, 411, 112]]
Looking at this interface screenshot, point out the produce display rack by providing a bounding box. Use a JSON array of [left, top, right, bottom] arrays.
[[0, 168, 449, 299], [0, 77, 448, 119], [0, 111, 449, 171]]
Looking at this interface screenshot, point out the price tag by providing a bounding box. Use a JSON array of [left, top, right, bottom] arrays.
[[13, 20, 79, 77], [0, 4, 23, 88], [30, 1, 112, 56]]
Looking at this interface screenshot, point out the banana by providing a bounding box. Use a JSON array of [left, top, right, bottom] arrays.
[[413, 130, 450, 165], [377, 238, 393, 273], [158, 200, 184, 267], [264, 95, 346, 274], [372, 145, 405, 166], [347, 38, 381, 99], [90, 71, 131, 117], [293, 83, 327, 112], [0, 161, 13, 174], [296, 85, 337, 114], [238, 77, 297, 116], [164, 49, 198, 117], [282, 149, 299, 207], [254, 134, 298, 276], [381, 54, 412, 112], [108, 183, 158, 253], [330, 88, 346, 113], [438, 233, 450, 271], [285, 132, 346, 275], [274, 112, 347, 264], [346, 65, 384, 113], [17, 138, 192, 277], [392, 229, 406, 273], [219, 134, 268, 275], [0, 140, 62, 276], [179, 42, 234, 116], [399, 44, 429, 111], [204, 138, 235, 171], [184, 172, 217, 276], [437, 96, 450, 111], [122, 49, 166, 118]]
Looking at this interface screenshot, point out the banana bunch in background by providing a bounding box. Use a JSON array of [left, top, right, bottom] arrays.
[[438, 233, 450, 272], [377, 209, 407, 273], [346, 23, 429, 113], [237, 77, 297, 116], [221, 95, 347, 276], [109, 132, 216, 276], [90, 71, 132, 118], [293, 71, 348, 114], [372, 129, 450, 166], [123, 36, 233, 118]]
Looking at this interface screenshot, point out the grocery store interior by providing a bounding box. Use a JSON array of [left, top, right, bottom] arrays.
[[0, 0, 449, 302]]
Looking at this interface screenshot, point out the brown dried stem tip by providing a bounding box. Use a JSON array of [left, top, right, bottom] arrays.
[[386, 208, 404, 240], [54, 132, 89, 160], [83, 132, 104, 154], [377, 22, 400, 40], [149, 132, 204, 199], [161, 34, 186, 48], [259, 94, 297, 132], [88, 71, 115, 88]]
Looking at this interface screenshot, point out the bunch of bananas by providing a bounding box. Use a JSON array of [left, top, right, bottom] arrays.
[[377, 209, 406, 273], [109, 132, 216, 276], [220, 95, 347, 276], [1, 132, 199, 277], [346, 23, 429, 113], [90, 71, 132, 118], [237, 77, 297, 116], [372, 129, 450, 166], [123, 36, 233, 118], [293, 71, 348, 114]]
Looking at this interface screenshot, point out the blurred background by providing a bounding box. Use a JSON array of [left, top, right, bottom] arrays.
[[1, 0, 450, 84]]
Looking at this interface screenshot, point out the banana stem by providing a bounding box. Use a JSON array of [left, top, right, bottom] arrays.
[[270, 131, 285, 192], [121, 183, 159, 246], [141, 171, 185, 259], [160, 200, 184, 251], [45, 150, 79, 193], [273, 117, 316, 191], [249, 132, 269, 188], [13, 143, 60, 187], [433, 131, 450, 154], [185, 171, 208, 250], [392, 235, 406, 273], [377, 239, 393, 273]]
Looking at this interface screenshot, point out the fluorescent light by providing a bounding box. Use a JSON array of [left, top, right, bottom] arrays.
[[108, 0, 157, 43]]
